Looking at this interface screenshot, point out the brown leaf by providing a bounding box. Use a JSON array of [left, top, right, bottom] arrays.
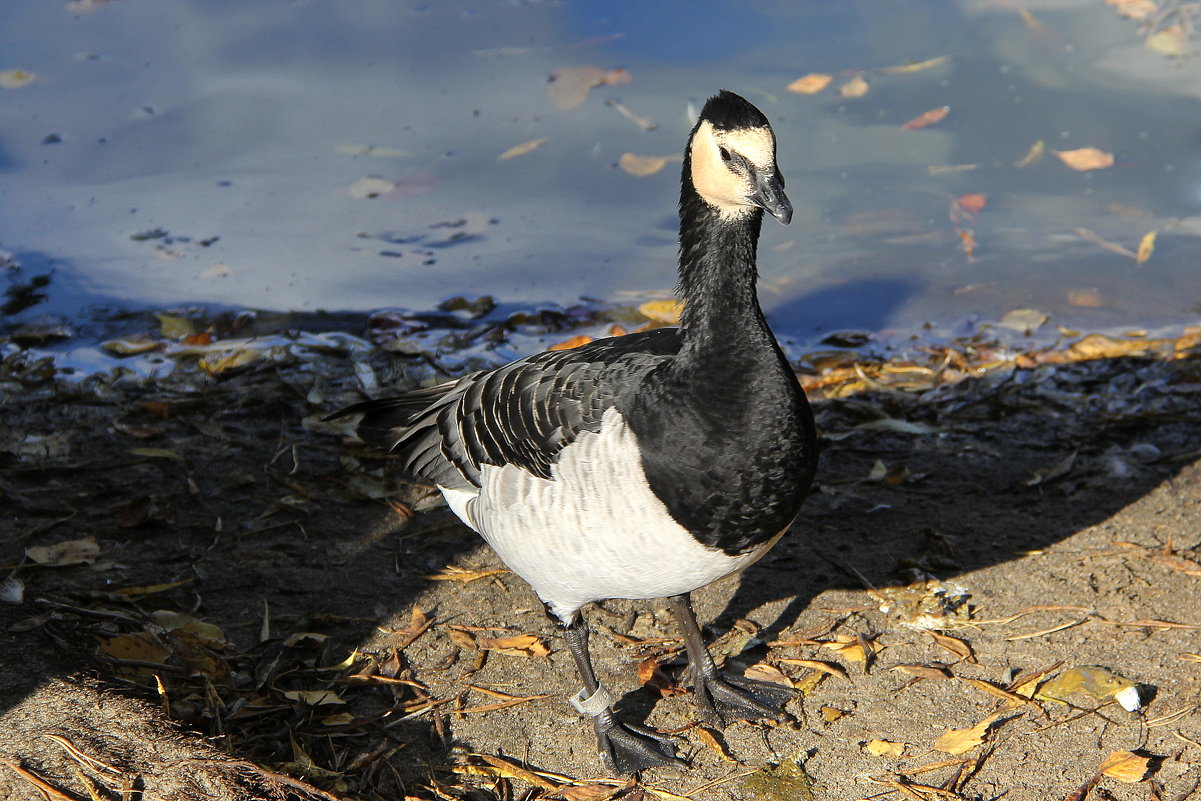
[[901, 106, 950, 130], [787, 73, 833, 94], [1053, 147, 1115, 171], [960, 677, 1033, 707], [426, 566, 508, 582], [820, 705, 848, 722], [779, 658, 850, 681], [475, 633, 551, 658], [476, 753, 561, 791], [934, 713, 1002, 755], [26, 536, 101, 567], [694, 727, 735, 761], [1098, 750, 1152, 783], [742, 662, 794, 687], [637, 655, 685, 697], [889, 663, 952, 680], [927, 631, 978, 664], [394, 605, 435, 650]]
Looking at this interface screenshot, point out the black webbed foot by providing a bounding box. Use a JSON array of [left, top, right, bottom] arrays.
[[591, 710, 684, 775], [689, 671, 794, 726]]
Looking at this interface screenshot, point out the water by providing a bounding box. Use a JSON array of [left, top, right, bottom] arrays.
[[2, 0, 1199, 359]]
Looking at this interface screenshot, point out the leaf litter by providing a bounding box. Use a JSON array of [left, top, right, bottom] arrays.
[[2, 297, 1201, 800]]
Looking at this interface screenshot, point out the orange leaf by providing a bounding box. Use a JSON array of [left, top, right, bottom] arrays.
[[901, 106, 950, 130], [549, 335, 593, 351], [957, 193, 987, 214]]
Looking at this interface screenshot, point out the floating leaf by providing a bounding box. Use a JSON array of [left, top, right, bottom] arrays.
[[1014, 139, 1045, 167], [1053, 147, 1115, 171], [998, 308, 1049, 333], [335, 144, 409, 157], [864, 739, 905, 757], [27, 536, 100, 567], [787, 74, 833, 94], [347, 177, 396, 198], [0, 69, 36, 89], [499, 137, 549, 161], [1108, 0, 1157, 19], [1098, 750, 1152, 783], [878, 56, 949, 74], [1067, 289, 1103, 308], [839, 75, 870, 98], [901, 106, 950, 130], [956, 193, 987, 215], [1136, 230, 1157, 266], [547, 66, 630, 110], [619, 153, 675, 177], [1146, 25, 1188, 56], [638, 299, 684, 325]]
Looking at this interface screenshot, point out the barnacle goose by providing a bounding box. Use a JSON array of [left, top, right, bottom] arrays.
[[328, 90, 818, 774]]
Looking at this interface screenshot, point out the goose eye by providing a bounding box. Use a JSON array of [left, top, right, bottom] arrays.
[[719, 146, 732, 163]]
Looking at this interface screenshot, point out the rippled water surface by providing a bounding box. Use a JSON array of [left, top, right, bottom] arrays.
[[3, 0, 1200, 349]]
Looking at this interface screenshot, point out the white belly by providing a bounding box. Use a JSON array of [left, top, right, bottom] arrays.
[[440, 407, 786, 620]]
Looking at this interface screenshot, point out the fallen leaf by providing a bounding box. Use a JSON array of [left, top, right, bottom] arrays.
[[1053, 147, 1115, 171], [1036, 665, 1141, 709], [864, 739, 905, 757], [820, 705, 848, 722], [934, 713, 1001, 755], [499, 137, 549, 161], [619, 153, 676, 177], [1067, 289, 1104, 308], [98, 632, 169, 663], [283, 689, 346, 706], [393, 605, 435, 649], [1098, 750, 1152, 783], [547, 66, 629, 110], [347, 177, 397, 198], [474, 633, 551, 658], [129, 447, 185, 462], [426, 566, 508, 582], [1136, 230, 1157, 266], [956, 193, 987, 215], [102, 335, 163, 355], [638, 299, 684, 325], [889, 664, 952, 680], [1108, 0, 1157, 19], [960, 677, 1032, 707], [156, 313, 196, 340], [1146, 25, 1188, 56], [637, 654, 685, 697], [556, 784, 623, 801], [901, 106, 950, 130], [460, 686, 552, 713], [1014, 139, 1046, 167], [0, 69, 35, 89], [743, 663, 794, 687], [694, 727, 735, 761], [26, 536, 101, 567], [778, 658, 850, 681], [787, 73, 833, 94], [549, 335, 594, 351], [1074, 227, 1138, 259], [820, 634, 876, 663], [474, 753, 561, 791], [878, 56, 949, 74], [839, 75, 870, 98], [926, 631, 978, 664], [198, 347, 259, 375], [998, 308, 1049, 333]]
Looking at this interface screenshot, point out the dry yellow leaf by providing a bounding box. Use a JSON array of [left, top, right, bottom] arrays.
[[820, 705, 848, 722], [1146, 25, 1188, 56], [821, 633, 875, 663], [426, 565, 508, 582], [742, 662, 794, 687], [1014, 139, 1045, 167], [26, 536, 101, 567], [934, 713, 1000, 754], [98, 632, 170, 663], [638, 299, 684, 325], [474, 633, 551, 658], [0, 69, 35, 89], [283, 689, 345, 706], [694, 727, 735, 761], [199, 347, 260, 376], [1098, 750, 1151, 783], [839, 75, 870, 98], [779, 658, 850, 681], [1053, 147, 1115, 171], [878, 56, 949, 74], [619, 153, 673, 177], [1136, 230, 1157, 265], [787, 73, 833, 94], [499, 137, 549, 161], [864, 739, 905, 757]]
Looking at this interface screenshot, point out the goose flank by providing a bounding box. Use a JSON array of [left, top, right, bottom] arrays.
[[327, 90, 819, 774]]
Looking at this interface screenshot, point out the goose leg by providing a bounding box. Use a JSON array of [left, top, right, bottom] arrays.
[[667, 593, 795, 726], [555, 610, 682, 775]]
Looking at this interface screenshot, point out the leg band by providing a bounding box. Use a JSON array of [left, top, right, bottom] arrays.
[[569, 684, 614, 717]]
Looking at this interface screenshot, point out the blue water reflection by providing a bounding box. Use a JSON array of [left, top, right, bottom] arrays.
[[1, 0, 1198, 350]]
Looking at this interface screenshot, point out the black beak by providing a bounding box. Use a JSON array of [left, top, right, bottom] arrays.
[[751, 170, 792, 225]]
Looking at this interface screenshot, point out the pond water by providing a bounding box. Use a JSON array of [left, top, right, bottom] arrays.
[[3, 0, 1200, 358]]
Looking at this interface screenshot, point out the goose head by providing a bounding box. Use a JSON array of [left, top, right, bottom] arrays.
[[687, 90, 792, 225]]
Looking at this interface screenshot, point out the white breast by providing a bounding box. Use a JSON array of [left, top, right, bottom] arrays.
[[439, 407, 785, 620]]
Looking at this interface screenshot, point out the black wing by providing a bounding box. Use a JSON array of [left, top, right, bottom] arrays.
[[327, 329, 681, 491]]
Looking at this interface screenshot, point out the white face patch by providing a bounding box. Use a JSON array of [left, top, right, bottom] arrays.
[[689, 120, 778, 220]]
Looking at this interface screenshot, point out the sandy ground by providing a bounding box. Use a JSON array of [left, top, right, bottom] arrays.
[[1, 326, 1200, 801]]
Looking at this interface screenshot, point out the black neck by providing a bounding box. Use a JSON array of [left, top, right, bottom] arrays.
[[675, 175, 775, 365]]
